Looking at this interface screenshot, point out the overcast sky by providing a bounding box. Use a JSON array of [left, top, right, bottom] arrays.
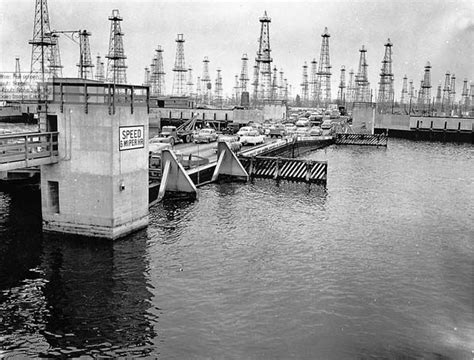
[[1, 0, 473, 99]]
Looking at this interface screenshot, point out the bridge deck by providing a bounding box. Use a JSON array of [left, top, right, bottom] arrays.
[[0, 132, 59, 171]]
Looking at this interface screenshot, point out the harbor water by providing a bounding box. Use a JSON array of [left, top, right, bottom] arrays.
[[0, 138, 473, 359]]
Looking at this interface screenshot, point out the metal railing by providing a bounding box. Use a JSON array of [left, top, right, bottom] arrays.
[[0, 131, 59, 170]]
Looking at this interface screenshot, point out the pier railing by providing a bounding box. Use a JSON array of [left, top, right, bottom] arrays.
[[0, 131, 59, 171]]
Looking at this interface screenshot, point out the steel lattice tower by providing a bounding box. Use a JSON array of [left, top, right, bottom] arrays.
[[201, 56, 211, 104], [95, 55, 105, 82], [309, 58, 318, 106], [279, 69, 285, 100], [214, 68, 223, 107], [143, 67, 150, 86], [421, 61, 432, 111], [317, 27, 331, 106], [377, 38, 394, 108], [48, 34, 63, 77], [400, 75, 408, 104], [435, 83, 442, 111], [186, 66, 194, 97], [77, 30, 93, 79], [271, 66, 279, 100], [300, 62, 309, 104], [239, 53, 249, 94], [337, 65, 346, 104], [253, 11, 273, 103], [106, 9, 127, 84], [355, 46, 370, 102], [449, 74, 456, 110], [14, 57, 22, 85], [233, 74, 240, 103], [172, 34, 187, 96], [408, 79, 414, 104], [29, 0, 54, 80], [461, 79, 469, 111], [442, 71, 451, 112], [196, 76, 202, 101], [151, 46, 166, 96], [346, 69, 354, 104]]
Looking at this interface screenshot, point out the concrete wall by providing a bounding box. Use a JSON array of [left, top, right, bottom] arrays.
[[41, 102, 149, 239], [409, 116, 474, 131], [150, 108, 234, 122], [263, 103, 287, 121], [352, 103, 375, 134], [233, 109, 263, 124], [375, 114, 410, 130]]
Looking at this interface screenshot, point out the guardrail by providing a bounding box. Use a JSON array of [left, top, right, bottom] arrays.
[[0, 131, 59, 171]]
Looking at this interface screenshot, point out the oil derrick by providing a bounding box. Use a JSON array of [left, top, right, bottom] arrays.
[[143, 67, 150, 86], [48, 34, 63, 77], [95, 55, 105, 82], [377, 38, 394, 110], [434, 83, 442, 112], [337, 66, 346, 105], [13, 57, 22, 86], [408, 79, 414, 104], [346, 69, 354, 104], [300, 62, 309, 104], [461, 79, 469, 112], [400, 75, 408, 104], [316, 27, 331, 106], [421, 62, 432, 112], [271, 66, 279, 100], [279, 69, 285, 99], [77, 30, 93, 79], [29, 0, 54, 80], [186, 66, 194, 97], [106, 9, 127, 84], [309, 59, 318, 106], [253, 11, 273, 103], [449, 74, 456, 112], [233, 75, 240, 104], [151, 46, 166, 96], [214, 68, 223, 108], [239, 53, 250, 95], [196, 76, 202, 101], [355, 46, 370, 102], [201, 56, 211, 104], [442, 71, 451, 112], [416, 80, 424, 110], [171, 34, 187, 96]]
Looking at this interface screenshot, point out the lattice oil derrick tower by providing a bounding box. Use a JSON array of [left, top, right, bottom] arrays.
[[421, 61, 432, 111], [29, 0, 54, 81], [271, 66, 279, 100], [149, 62, 155, 86], [449, 74, 456, 112], [106, 9, 127, 84], [346, 69, 354, 104], [377, 38, 394, 109], [201, 56, 211, 104], [416, 80, 424, 110], [435, 83, 442, 112], [196, 76, 202, 101], [239, 53, 249, 94], [309, 58, 318, 106], [461, 78, 469, 112], [400, 75, 408, 105], [152, 46, 166, 96], [186, 66, 194, 97], [355, 46, 370, 102], [214, 68, 223, 107], [278, 69, 285, 99], [253, 11, 273, 103], [48, 34, 63, 78], [77, 30, 93, 79], [442, 71, 451, 112], [316, 27, 332, 106], [143, 67, 150, 86], [233, 74, 240, 104], [13, 57, 22, 86], [337, 66, 346, 105], [300, 62, 309, 104], [171, 34, 187, 96], [95, 55, 105, 81], [408, 79, 414, 104]]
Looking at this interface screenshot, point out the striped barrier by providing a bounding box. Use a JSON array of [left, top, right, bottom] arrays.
[[335, 133, 388, 146], [239, 156, 327, 184]]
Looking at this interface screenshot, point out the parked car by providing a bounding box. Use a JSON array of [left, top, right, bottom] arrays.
[[308, 126, 322, 136], [239, 130, 265, 146], [237, 126, 254, 138], [194, 128, 218, 143], [269, 123, 287, 138], [321, 119, 333, 130], [283, 122, 297, 135], [214, 135, 242, 153], [149, 137, 173, 154]]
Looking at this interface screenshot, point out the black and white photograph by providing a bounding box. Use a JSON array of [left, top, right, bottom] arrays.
[[0, 0, 473, 358]]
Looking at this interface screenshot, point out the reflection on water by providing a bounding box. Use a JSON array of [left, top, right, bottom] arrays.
[[1, 139, 473, 359]]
